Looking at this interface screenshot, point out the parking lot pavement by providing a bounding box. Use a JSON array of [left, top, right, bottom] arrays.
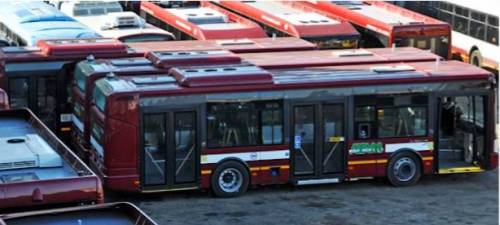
[[112, 170, 498, 225]]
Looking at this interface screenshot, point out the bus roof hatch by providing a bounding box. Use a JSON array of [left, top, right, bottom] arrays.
[[169, 64, 273, 87], [146, 50, 242, 69]]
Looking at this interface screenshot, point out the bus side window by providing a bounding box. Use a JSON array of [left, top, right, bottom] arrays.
[[354, 94, 377, 140], [8, 78, 30, 108]]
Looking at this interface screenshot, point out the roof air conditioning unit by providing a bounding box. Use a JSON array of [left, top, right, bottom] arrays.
[[0, 134, 63, 171], [102, 12, 145, 30]]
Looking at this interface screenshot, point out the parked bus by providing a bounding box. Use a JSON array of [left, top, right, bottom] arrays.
[[0, 2, 100, 46], [394, 1, 499, 71], [0, 37, 314, 143], [127, 37, 316, 53], [216, 1, 360, 49], [60, 1, 176, 43], [86, 60, 497, 195], [71, 47, 440, 159], [0, 88, 8, 110], [0, 202, 157, 225], [0, 109, 102, 209], [297, 1, 452, 58], [140, 1, 267, 40]]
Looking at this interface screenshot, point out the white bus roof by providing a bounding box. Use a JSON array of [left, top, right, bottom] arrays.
[[166, 7, 248, 30], [247, 1, 340, 25]]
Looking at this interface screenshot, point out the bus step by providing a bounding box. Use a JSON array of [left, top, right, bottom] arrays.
[[297, 178, 340, 186]]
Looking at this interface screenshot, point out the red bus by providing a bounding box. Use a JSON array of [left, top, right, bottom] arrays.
[[127, 37, 316, 53], [0, 202, 157, 225], [216, 1, 360, 49], [0, 37, 315, 142], [0, 109, 102, 209], [71, 47, 440, 159], [140, 1, 267, 40], [298, 1, 452, 58], [0, 88, 8, 110], [87, 60, 497, 196]]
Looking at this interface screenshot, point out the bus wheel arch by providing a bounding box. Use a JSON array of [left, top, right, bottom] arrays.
[[386, 149, 423, 187], [210, 158, 250, 198], [469, 46, 482, 67]]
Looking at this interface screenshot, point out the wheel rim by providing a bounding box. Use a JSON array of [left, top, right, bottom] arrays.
[[218, 168, 243, 193], [472, 56, 480, 67], [393, 157, 416, 182]]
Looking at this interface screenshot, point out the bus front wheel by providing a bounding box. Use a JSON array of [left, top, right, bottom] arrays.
[[469, 49, 483, 68], [387, 152, 422, 187], [211, 161, 249, 198]]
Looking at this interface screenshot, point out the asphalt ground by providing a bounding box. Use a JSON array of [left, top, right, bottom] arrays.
[[110, 170, 499, 225]]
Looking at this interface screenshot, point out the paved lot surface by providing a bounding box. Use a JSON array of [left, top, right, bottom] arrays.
[[113, 170, 498, 225]]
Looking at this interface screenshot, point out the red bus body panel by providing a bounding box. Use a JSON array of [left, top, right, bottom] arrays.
[[140, 1, 267, 40], [0, 109, 102, 209]]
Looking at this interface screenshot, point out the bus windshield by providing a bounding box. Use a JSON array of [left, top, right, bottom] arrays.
[[93, 86, 107, 112], [394, 35, 449, 58], [120, 34, 175, 43], [74, 66, 88, 92]]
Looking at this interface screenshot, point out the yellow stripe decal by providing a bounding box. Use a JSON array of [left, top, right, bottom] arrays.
[[348, 160, 377, 165], [439, 167, 484, 174], [202, 165, 290, 176], [61, 127, 71, 132]]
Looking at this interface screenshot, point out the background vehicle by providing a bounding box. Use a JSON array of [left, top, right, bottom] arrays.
[[140, 1, 267, 40], [60, 1, 176, 43], [0, 109, 102, 209], [0, 1, 100, 46], [0, 88, 8, 110], [395, 1, 499, 71], [216, 1, 360, 49], [0, 202, 157, 225], [88, 60, 496, 195], [298, 1, 451, 58]]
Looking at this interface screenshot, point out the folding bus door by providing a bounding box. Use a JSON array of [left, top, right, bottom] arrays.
[[142, 108, 200, 191], [291, 101, 347, 184]]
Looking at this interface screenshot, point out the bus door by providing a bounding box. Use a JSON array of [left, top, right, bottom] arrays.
[[141, 107, 200, 191], [436, 93, 490, 173], [291, 101, 347, 184]]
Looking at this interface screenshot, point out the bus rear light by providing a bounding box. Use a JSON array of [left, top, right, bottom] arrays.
[[490, 152, 498, 170]]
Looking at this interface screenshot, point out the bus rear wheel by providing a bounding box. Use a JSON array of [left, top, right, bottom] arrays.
[[469, 49, 482, 67], [211, 161, 249, 198], [387, 152, 422, 187]]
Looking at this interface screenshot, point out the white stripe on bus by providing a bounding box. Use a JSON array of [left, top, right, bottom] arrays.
[[201, 149, 289, 164], [385, 141, 433, 153]]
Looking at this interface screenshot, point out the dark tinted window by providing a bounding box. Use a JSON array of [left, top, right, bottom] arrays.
[[454, 15, 469, 34], [487, 26, 499, 45], [207, 101, 283, 148], [354, 95, 428, 139]]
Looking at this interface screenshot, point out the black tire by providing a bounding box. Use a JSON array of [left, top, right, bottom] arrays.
[[469, 49, 482, 67], [211, 161, 249, 198], [387, 151, 422, 187]]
